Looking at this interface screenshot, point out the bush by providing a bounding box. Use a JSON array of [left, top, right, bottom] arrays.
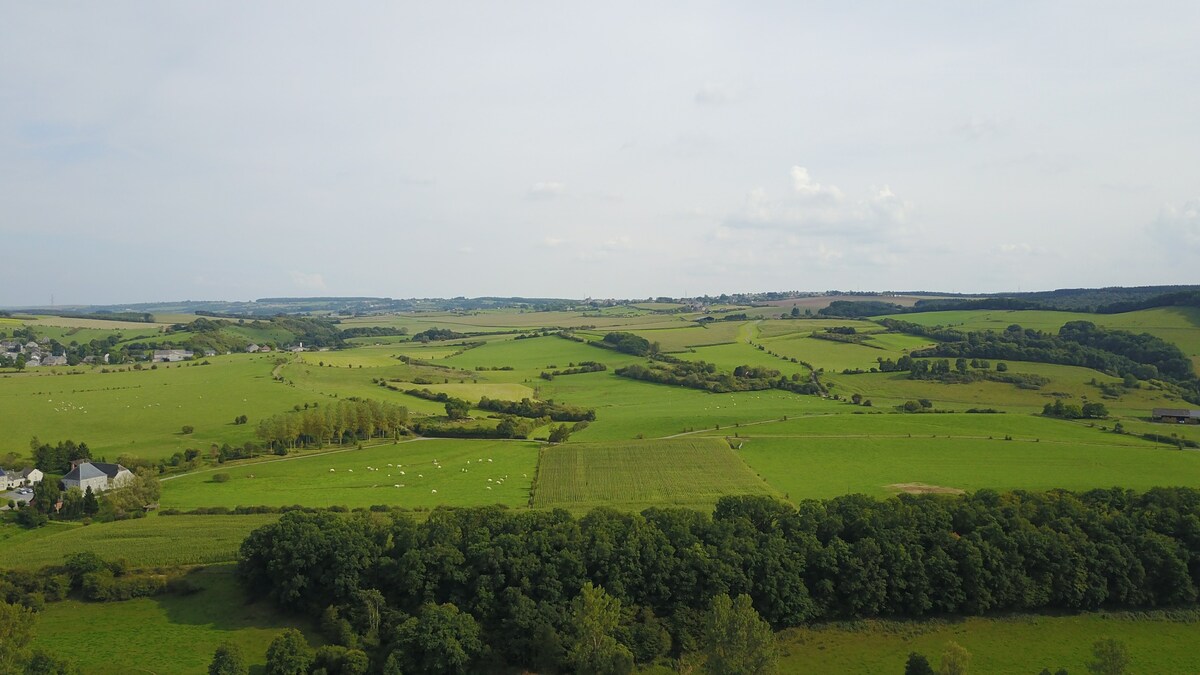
[[181, 425, 195, 435], [212, 473, 231, 483]]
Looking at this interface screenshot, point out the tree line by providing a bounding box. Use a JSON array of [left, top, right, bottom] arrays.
[[616, 361, 820, 395], [254, 400, 409, 450], [477, 396, 595, 422], [237, 487, 1200, 673]]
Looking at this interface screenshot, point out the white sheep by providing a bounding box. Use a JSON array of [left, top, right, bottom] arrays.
[[431, 489, 437, 493]]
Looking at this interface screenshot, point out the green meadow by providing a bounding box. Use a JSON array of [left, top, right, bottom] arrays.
[[779, 612, 1200, 673], [30, 565, 319, 675], [161, 438, 539, 510]]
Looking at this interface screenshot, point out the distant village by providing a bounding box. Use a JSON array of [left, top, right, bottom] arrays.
[[0, 337, 308, 368]]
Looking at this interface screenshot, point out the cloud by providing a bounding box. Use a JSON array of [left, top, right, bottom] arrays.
[[542, 237, 567, 248], [694, 82, 737, 105], [1151, 199, 1200, 252], [726, 166, 911, 237], [289, 271, 327, 290], [527, 182, 566, 199], [956, 115, 1005, 141]]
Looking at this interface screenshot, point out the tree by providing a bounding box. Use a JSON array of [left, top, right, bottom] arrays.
[[702, 594, 779, 675], [0, 600, 36, 674], [82, 486, 99, 516], [548, 423, 572, 444], [265, 628, 312, 675], [25, 651, 81, 675], [32, 478, 60, 515], [905, 652, 935, 675], [791, 306, 800, 318], [939, 641, 970, 675], [1086, 638, 1129, 675], [208, 642, 248, 675], [567, 582, 634, 675], [444, 399, 470, 420], [389, 603, 482, 675], [182, 425, 195, 434]]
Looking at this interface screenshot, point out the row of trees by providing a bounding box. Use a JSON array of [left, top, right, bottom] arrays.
[[238, 487, 1200, 673], [477, 397, 596, 422], [615, 361, 820, 395], [254, 400, 408, 450]]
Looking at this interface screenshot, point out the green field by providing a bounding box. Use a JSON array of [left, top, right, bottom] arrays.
[[0, 515, 278, 569], [161, 438, 539, 510], [532, 437, 779, 510], [0, 356, 314, 462], [779, 612, 1200, 673], [30, 565, 318, 675]]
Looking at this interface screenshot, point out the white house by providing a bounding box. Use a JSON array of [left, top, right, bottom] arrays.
[[152, 349, 193, 362], [0, 467, 43, 490], [246, 344, 260, 353], [61, 462, 133, 493]]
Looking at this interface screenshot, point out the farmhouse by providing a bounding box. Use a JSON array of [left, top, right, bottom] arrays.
[[0, 467, 43, 490], [152, 349, 193, 362], [61, 461, 134, 493], [246, 344, 260, 353], [1152, 408, 1200, 424]]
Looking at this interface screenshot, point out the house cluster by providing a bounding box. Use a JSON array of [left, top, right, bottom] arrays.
[[61, 461, 134, 493], [246, 343, 273, 353], [1153, 408, 1200, 425], [0, 466, 43, 490], [153, 348, 194, 362], [1, 338, 69, 367]]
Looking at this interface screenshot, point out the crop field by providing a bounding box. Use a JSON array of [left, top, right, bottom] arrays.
[[623, 321, 746, 352], [532, 438, 779, 510], [31, 565, 319, 675], [682, 341, 812, 374], [27, 315, 173, 330], [0, 355, 314, 461], [0, 515, 278, 569], [161, 438, 539, 510], [757, 333, 896, 371], [779, 612, 1200, 673], [756, 318, 884, 339]]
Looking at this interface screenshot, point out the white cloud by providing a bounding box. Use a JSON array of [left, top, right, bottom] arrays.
[[528, 182, 566, 199], [289, 271, 327, 290], [694, 82, 737, 105], [1151, 199, 1200, 252], [542, 237, 567, 248], [727, 166, 911, 237]]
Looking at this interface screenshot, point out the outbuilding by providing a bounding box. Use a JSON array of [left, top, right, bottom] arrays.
[[1152, 408, 1200, 424]]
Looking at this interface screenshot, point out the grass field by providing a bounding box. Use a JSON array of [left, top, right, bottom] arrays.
[[779, 611, 1200, 673], [0, 355, 316, 462], [0, 515, 278, 569], [532, 438, 779, 510], [31, 565, 318, 675], [728, 431, 1200, 500], [161, 438, 539, 510]]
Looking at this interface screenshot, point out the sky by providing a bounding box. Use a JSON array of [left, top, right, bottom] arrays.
[[2, 2, 1199, 306]]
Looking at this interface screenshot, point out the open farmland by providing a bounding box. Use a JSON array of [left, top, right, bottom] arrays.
[[30, 565, 318, 675], [161, 438, 539, 510], [0, 355, 314, 462], [532, 437, 779, 510], [779, 612, 1200, 673], [0, 515, 278, 569]]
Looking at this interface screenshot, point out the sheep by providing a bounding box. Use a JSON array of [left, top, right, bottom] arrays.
[[394, 484, 401, 488], [329, 468, 336, 472], [431, 489, 437, 493]]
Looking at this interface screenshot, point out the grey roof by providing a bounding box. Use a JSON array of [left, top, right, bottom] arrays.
[[19, 468, 39, 478], [92, 462, 128, 479], [1153, 408, 1200, 418], [63, 463, 107, 482]]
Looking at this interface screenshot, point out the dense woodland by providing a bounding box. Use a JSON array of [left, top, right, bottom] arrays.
[[237, 487, 1200, 673]]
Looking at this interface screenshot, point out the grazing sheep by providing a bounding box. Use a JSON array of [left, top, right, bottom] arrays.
[[394, 484, 400, 488], [329, 469, 335, 472], [431, 489, 437, 493]]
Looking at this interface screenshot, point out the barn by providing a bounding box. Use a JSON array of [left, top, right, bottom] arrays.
[[1152, 408, 1200, 424]]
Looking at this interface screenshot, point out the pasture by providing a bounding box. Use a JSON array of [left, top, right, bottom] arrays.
[[161, 438, 539, 510], [532, 437, 779, 510], [31, 565, 318, 675], [0, 356, 314, 462], [0, 515, 278, 569], [780, 611, 1200, 673]]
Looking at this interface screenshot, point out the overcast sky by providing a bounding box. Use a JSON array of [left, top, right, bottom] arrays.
[[2, 2, 1198, 305]]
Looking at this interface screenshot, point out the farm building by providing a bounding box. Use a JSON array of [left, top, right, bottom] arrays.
[[0, 467, 43, 490], [152, 349, 193, 362], [1152, 408, 1200, 424], [246, 344, 260, 353], [61, 461, 134, 493]]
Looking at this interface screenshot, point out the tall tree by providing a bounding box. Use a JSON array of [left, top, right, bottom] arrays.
[[0, 600, 36, 674], [567, 582, 634, 675], [388, 603, 482, 675], [940, 641, 971, 675], [264, 629, 312, 675], [702, 594, 779, 675], [905, 652, 935, 675], [208, 642, 248, 675]]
